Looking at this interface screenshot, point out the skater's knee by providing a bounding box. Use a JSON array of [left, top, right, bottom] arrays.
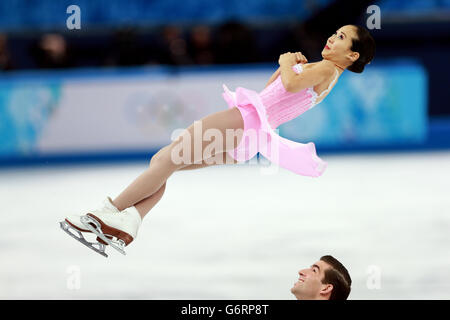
[[149, 145, 182, 170], [150, 145, 170, 167]]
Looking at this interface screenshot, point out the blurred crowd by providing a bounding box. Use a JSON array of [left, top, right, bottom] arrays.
[[0, 0, 379, 72], [0, 33, 13, 70], [0, 21, 328, 71], [1, 0, 393, 73]]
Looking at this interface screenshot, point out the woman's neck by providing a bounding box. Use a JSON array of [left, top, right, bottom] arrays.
[[320, 58, 345, 74]]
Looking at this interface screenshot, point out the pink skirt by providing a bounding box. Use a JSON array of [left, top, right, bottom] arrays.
[[222, 84, 327, 177], [228, 103, 261, 162]]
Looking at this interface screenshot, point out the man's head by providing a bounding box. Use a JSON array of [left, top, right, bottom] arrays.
[[291, 255, 352, 300]]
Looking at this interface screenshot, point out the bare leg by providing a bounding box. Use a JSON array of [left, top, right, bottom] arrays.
[[120, 151, 240, 219], [112, 107, 244, 216], [133, 182, 167, 218], [122, 153, 235, 218], [175, 151, 239, 171]]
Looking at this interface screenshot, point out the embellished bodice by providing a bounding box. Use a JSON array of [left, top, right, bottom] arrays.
[[259, 63, 338, 129]]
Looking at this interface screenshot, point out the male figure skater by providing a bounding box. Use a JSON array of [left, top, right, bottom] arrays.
[[291, 255, 351, 300]]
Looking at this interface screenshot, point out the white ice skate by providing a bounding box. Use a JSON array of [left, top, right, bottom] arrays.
[[79, 205, 142, 256], [60, 196, 120, 257]]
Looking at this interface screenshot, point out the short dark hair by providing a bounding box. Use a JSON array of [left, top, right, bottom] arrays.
[[347, 25, 375, 73], [320, 255, 352, 300]]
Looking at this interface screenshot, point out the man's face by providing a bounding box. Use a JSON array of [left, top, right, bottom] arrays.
[[291, 260, 333, 300]]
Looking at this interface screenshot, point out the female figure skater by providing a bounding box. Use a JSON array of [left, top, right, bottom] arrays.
[[61, 25, 375, 257]]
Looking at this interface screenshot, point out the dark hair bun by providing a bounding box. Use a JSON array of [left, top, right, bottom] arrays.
[[347, 25, 375, 74]]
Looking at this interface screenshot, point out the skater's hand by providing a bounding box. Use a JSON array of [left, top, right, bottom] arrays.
[[294, 51, 308, 64], [279, 52, 308, 66], [278, 52, 297, 66]]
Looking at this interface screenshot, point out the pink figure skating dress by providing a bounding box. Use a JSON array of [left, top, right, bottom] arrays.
[[222, 63, 339, 177]]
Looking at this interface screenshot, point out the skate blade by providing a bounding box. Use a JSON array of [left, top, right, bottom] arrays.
[[60, 220, 108, 258], [80, 215, 127, 256]]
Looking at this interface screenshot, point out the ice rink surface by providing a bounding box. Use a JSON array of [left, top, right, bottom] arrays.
[[1, 151, 449, 300]]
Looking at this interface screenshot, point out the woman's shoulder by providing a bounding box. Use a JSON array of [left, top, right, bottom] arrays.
[[302, 60, 336, 78]]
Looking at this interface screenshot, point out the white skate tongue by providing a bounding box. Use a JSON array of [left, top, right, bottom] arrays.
[[104, 196, 120, 213], [126, 206, 142, 225], [121, 206, 142, 239]]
